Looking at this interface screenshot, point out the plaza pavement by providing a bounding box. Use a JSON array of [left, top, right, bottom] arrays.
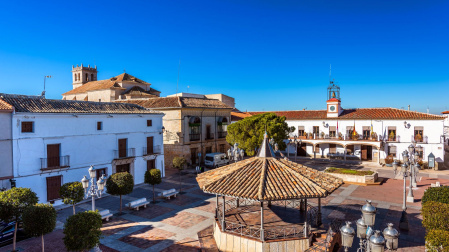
[[3, 162, 448, 252]]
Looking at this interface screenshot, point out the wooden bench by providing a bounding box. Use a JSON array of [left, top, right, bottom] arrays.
[[99, 209, 113, 221], [158, 188, 179, 199], [127, 198, 149, 210]]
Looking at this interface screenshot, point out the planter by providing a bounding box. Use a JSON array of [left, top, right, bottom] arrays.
[[325, 168, 378, 184], [386, 163, 392, 167]]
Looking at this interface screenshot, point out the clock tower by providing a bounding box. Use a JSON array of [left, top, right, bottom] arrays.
[[326, 81, 342, 118]]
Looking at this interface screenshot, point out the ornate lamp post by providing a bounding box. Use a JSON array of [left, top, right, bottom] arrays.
[[81, 165, 106, 211], [341, 200, 399, 251], [289, 135, 301, 162]]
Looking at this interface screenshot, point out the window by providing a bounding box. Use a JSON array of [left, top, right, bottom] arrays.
[[21, 121, 34, 133], [147, 120, 152, 127], [91, 74, 94, 81], [388, 127, 396, 141], [362, 126, 370, 140], [96, 168, 107, 179], [329, 126, 336, 138], [313, 126, 319, 136], [85, 73, 88, 81], [414, 127, 424, 142], [298, 126, 305, 136], [346, 126, 353, 138], [97, 121, 102, 131], [74, 74, 77, 82], [388, 145, 397, 157], [206, 125, 212, 139], [189, 117, 201, 141]]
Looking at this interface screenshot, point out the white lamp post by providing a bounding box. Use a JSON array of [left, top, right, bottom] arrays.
[[81, 165, 106, 211]]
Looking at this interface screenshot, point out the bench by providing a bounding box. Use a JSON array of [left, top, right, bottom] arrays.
[[157, 188, 179, 199], [127, 198, 150, 210], [99, 209, 113, 221]]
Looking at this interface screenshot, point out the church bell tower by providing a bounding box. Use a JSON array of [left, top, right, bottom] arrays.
[[71, 64, 97, 89], [326, 80, 342, 118]]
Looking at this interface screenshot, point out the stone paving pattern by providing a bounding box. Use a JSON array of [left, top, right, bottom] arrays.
[[2, 164, 448, 251]]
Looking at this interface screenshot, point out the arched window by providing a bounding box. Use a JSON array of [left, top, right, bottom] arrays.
[[189, 116, 201, 141], [85, 73, 89, 81], [217, 117, 228, 138], [91, 74, 94, 81], [74, 74, 77, 81], [78, 73, 80, 81]]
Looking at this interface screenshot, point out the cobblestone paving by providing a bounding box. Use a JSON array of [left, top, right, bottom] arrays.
[[3, 164, 447, 251]]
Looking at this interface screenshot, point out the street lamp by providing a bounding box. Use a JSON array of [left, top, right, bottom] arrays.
[[81, 165, 106, 211], [341, 200, 400, 251]]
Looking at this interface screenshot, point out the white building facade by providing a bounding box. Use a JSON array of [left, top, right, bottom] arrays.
[[0, 94, 164, 203]]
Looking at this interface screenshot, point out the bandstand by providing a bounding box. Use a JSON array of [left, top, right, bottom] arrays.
[[197, 133, 344, 252]]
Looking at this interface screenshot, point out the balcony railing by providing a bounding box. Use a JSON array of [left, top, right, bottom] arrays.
[[143, 145, 162, 155], [412, 135, 428, 144], [218, 131, 227, 138], [114, 148, 136, 159], [189, 133, 200, 141], [40, 155, 70, 170], [205, 133, 215, 140]]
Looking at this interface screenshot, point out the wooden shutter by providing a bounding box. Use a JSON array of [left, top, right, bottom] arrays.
[[47, 144, 60, 168], [97, 122, 102, 130], [21, 121, 33, 133], [118, 139, 127, 157], [147, 120, 152, 127], [46, 176, 61, 201], [147, 160, 156, 171], [147, 137, 154, 154]]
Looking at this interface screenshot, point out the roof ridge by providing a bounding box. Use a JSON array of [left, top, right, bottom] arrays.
[[258, 159, 268, 200]]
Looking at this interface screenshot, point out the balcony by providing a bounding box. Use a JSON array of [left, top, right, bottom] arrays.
[[189, 133, 201, 141], [206, 133, 215, 140], [114, 148, 136, 159], [412, 135, 428, 144], [143, 145, 162, 155], [40, 155, 70, 170], [218, 131, 227, 139]]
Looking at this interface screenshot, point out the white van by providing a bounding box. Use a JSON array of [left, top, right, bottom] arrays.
[[205, 153, 229, 168]]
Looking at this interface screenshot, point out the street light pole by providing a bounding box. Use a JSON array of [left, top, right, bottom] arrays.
[[81, 165, 106, 211]]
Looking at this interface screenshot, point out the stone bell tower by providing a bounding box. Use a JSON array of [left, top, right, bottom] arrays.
[[71, 64, 97, 89], [326, 80, 342, 118]]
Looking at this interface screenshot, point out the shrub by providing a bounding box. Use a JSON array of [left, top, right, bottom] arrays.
[[422, 187, 449, 205], [425, 229, 449, 252], [106, 172, 134, 214], [326, 167, 374, 176], [60, 181, 84, 215], [145, 169, 162, 203], [63, 211, 102, 251], [422, 201, 449, 231], [22, 203, 56, 252]]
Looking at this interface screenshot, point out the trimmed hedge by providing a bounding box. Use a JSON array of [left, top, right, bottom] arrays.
[[422, 187, 449, 204], [425, 229, 449, 252], [422, 201, 449, 231], [326, 167, 374, 176]]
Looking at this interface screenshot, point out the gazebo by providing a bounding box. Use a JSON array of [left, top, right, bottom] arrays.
[[196, 132, 344, 252]]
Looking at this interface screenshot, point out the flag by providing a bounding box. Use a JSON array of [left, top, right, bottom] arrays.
[[371, 120, 373, 134], [337, 120, 339, 135], [353, 120, 356, 136]]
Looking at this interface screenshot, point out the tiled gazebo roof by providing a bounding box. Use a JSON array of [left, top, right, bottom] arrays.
[[197, 134, 343, 201]]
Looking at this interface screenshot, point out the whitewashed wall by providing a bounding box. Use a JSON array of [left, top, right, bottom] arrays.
[[11, 112, 164, 203], [0, 112, 13, 187]]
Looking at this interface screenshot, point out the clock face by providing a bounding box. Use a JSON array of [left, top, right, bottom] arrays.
[[330, 105, 336, 112]]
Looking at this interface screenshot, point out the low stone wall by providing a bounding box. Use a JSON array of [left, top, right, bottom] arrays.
[[325, 170, 378, 184], [213, 222, 310, 252]]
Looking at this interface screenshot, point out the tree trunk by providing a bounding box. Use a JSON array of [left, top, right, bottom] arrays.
[[13, 221, 17, 251], [120, 195, 123, 214], [73, 204, 76, 215], [42, 234, 44, 252], [153, 185, 155, 203]]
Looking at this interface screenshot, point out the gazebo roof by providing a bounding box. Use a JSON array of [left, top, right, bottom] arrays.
[[196, 134, 343, 201]]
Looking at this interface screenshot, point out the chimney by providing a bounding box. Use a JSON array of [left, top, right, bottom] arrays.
[[408, 105, 410, 111]]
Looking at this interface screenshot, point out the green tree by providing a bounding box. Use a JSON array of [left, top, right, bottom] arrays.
[[22, 203, 56, 252], [0, 187, 38, 251], [145, 169, 162, 203], [63, 211, 102, 252], [226, 113, 295, 156], [106, 172, 134, 214], [60, 182, 84, 215], [173, 156, 187, 193]]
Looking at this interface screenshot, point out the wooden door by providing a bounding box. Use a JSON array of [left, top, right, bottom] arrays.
[[367, 146, 373, 160], [298, 143, 307, 156], [147, 160, 156, 171], [118, 139, 127, 158], [206, 125, 211, 139], [361, 145, 368, 160], [191, 148, 197, 165], [116, 164, 130, 173], [47, 144, 60, 168], [46, 176, 61, 201], [147, 137, 154, 154]]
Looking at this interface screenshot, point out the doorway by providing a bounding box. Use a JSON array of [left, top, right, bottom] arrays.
[[116, 163, 130, 173], [361, 145, 373, 161]]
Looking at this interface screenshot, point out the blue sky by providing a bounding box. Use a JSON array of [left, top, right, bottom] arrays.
[[0, 0, 448, 113]]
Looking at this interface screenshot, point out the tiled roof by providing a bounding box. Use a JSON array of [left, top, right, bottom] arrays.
[[247, 108, 445, 120], [122, 86, 159, 98], [442, 111, 449, 114], [196, 157, 343, 201], [62, 73, 160, 95], [0, 94, 161, 114], [231, 111, 252, 121], [0, 98, 13, 110], [119, 97, 232, 109]]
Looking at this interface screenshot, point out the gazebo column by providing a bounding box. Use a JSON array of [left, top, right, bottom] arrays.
[[260, 201, 264, 241], [300, 199, 305, 212], [313, 144, 316, 159], [317, 197, 322, 226], [222, 196, 226, 231]]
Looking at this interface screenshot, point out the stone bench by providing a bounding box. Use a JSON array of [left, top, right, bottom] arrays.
[[127, 198, 149, 210], [158, 188, 179, 199], [99, 209, 113, 221]]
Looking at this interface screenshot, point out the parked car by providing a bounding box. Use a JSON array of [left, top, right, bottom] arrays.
[[0, 221, 26, 247], [204, 153, 229, 168]]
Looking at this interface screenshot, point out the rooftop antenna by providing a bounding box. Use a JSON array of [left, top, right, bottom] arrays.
[[176, 59, 180, 96], [329, 64, 332, 82], [42, 75, 52, 98]]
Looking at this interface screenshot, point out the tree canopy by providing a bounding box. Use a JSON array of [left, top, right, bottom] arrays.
[[226, 113, 295, 156], [173, 157, 187, 170], [23, 203, 56, 252], [60, 181, 84, 215], [145, 169, 162, 203], [63, 210, 102, 251], [106, 172, 134, 214]]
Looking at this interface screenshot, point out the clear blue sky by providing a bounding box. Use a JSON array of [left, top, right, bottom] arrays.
[[0, 0, 448, 113]]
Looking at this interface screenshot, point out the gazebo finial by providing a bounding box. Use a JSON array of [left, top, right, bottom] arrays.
[[257, 130, 276, 158]]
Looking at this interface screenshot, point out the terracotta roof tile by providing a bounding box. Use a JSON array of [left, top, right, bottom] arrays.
[[0, 98, 13, 110], [442, 111, 449, 114], [231, 111, 252, 121], [119, 97, 232, 109], [0, 94, 161, 114], [62, 73, 160, 95], [247, 108, 444, 120]]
